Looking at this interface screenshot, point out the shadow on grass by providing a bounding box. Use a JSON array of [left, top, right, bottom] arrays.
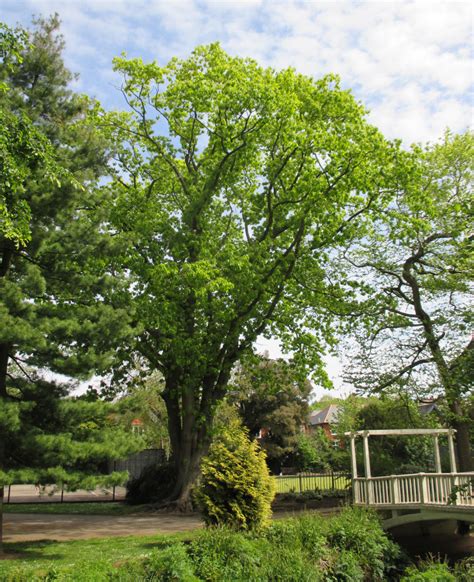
[[2, 539, 64, 562]]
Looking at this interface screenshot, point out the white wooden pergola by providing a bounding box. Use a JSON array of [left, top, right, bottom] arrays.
[[344, 428, 474, 528]]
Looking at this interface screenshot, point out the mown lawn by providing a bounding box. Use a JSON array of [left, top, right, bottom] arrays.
[[0, 531, 193, 580], [274, 473, 350, 494], [3, 502, 145, 516]]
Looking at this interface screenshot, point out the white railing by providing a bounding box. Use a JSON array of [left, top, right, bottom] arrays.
[[354, 472, 474, 509]]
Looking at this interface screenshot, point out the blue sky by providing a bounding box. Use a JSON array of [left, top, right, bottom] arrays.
[[3, 1, 472, 145], [2, 0, 472, 396]]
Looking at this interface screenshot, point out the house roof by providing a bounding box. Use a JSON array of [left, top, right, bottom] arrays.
[[309, 404, 340, 426], [418, 401, 438, 415]]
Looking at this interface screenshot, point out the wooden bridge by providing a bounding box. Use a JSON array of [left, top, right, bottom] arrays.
[[345, 428, 474, 529]]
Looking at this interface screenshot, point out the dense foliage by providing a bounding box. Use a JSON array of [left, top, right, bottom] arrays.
[[0, 16, 136, 550], [92, 42, 406, 505], [341, 131, 473, 470], [197, 418, 275, 529], [230, 355, 311, 473], [125, 462, 176, 505]]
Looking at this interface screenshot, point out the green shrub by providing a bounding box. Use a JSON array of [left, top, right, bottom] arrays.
[[454, 557, 474, 582], [196, 419, 275, 529], [401, 560, 456, 581], [326, 507, 401, 580], [190, 526, 321, 582], [324, 549, 365, 581], [126, 463, 176, 505], [264, 514, 326, 556], [190, 528, 266, 581]]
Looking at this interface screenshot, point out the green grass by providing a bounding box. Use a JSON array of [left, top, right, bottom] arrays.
[[3, 502, 147, 515], [274, 474, 351, 494], [0, 509, 402, 581], [0, 531, 194, 580]]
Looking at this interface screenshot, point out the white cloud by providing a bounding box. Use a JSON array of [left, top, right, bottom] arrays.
[[4, 1, 471, 145]]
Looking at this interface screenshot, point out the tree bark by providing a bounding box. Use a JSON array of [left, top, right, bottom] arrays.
[[450, 401, 472, 472], [0, 485, 3, 555], [163, 374, 217, 510]]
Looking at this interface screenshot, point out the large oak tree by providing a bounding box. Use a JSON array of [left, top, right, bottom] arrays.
[[97, 44, 405, 508]]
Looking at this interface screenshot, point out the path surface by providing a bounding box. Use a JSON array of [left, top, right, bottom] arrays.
[[4, 508, 340, 543], [5, 484, 126, 504], [4, 513, 202, 542]]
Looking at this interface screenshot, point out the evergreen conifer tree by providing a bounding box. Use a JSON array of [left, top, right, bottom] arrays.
[[0, 17, 136, 552]]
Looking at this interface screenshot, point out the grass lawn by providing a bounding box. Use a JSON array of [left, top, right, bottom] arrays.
[[0, 531, 193, 580], [274, 474, 350, 494], [3, 502, 145, 516]]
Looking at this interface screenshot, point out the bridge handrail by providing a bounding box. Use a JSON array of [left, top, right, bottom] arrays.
[[354, 471, 474, 480], [353, 471, 474, 507]]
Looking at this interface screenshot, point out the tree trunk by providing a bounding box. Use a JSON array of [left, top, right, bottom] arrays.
[[450, 401, 473, 472], [0, 486, 3, 555], [402, 259, 473, 473], [171, 446, 207, 511], [162, 372, 221, 511]]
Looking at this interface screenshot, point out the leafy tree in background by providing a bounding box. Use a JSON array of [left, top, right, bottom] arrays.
[[341, 131, 473, 471], [229, 355, 311, 473], [115, 369, 170, 453], [95, 44, 406, 507], [0, 16, 135, 552], [353, 397, 439, 476]]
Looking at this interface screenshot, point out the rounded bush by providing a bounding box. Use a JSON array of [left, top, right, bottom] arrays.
[[196, 419, 275, 530]]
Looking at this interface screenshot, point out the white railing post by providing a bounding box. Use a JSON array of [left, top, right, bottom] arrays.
[[433, 436, 442, 473], [350, 435, 358, 502], [390, 476, 399, 505], [362, 432, 373, 504], [447, 430, 457, 473], [419, 474, 428, 506]]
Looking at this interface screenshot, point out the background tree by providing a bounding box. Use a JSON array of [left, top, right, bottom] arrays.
[[0, 16, 134, 552], [115, 369, 170, 453], [0, 374, 140, 552], [96, 43, 406, 508], [341, 131, 473, 471], [229, 355, 311, 473], [353, 397, 439, 476]]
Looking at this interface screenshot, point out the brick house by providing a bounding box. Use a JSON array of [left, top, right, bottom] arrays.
[[306, 404, 341, 441]]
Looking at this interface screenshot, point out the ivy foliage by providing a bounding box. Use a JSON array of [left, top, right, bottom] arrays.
[[197, 418, 275, 530]]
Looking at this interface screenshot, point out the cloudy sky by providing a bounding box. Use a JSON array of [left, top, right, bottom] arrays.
[[3, 1, 472, 145], [3, 1, 472, 395]]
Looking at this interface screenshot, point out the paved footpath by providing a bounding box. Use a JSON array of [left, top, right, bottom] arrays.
[[4, 508, 339, 543], [4, 513, 203, 542]]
